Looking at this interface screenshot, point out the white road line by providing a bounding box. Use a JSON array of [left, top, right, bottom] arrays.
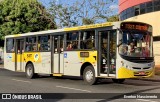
[[56, 86, 91, 93], [137, 99, 158, 102], [11, 79, 31, 83]]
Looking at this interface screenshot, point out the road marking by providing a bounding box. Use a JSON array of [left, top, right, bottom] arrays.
[[56, 86, 91, 93], [137, 99, 158, 102], [11, 79, 31, 83]]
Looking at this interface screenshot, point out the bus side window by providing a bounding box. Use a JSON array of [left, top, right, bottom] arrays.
[[80, 31, 95, 49], [66, 42, 73, 50], [25, 42, 31, 51], [6, 39, 15, 53], [6, 38, 15, 53], [25, 37, 36, 51], [66, 32, 78, 50], [38, 35, 50, 51]]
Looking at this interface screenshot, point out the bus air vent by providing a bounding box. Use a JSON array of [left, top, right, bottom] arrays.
[[143, 67, 150, 69], [132, 67, 141, 70]]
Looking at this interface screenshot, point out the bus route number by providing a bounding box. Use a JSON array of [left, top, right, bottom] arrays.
[[27, 54, 32, 58]]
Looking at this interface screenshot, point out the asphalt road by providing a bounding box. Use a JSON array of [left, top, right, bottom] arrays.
[[0, 68, 160, 102]]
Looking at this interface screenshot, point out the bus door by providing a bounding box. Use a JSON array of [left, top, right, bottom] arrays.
[[98, 30, 116, 76], [52, 35, 64, 74], [15, 39, 24, 71]]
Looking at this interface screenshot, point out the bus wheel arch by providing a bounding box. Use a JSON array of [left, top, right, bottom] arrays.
[[81, 62, 97, 85], [25, 61, 36, 79], [80, 62, 93, 76]]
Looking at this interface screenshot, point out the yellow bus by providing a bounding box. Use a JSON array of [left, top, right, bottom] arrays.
[[4, 21, 154, 85]]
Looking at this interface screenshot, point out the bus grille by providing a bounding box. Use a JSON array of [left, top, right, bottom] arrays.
[[143, 67, 150, 69], [132, 67, 141, 70]]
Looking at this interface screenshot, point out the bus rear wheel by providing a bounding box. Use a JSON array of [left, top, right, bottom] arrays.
[[26, 63, 36, 79], [83, 66, 97, 85], [112, 79, 125, 83]]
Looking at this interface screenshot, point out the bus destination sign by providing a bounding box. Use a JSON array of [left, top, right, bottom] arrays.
[[121, 22, 151, 31]]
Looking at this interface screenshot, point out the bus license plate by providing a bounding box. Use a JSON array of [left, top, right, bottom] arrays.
[[139, 71, 145, 75]]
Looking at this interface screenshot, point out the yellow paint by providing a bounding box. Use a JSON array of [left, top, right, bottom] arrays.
[[118, 67, 155, 78], [14, 34, 21, 37], [64, 22, 113, 31], [12, 53, 15, 62], [53, 73, 63, 76], [118, 67, 135, 78], [78, 51, 97, 64], [12, 52, 42, 63], [23, 52, 42, 63]]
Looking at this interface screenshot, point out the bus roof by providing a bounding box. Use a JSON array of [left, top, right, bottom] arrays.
[[5, 22, 116, 38], [64, 22, 113, 31], [5, 28, 64, 38]]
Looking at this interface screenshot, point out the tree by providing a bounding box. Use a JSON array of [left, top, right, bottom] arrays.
[[107, 15, 119, 22], [49, 0, 118, 28], [0, 0, 56, 39], [49, 1, 78, 28], [74, 0, 116, 25]]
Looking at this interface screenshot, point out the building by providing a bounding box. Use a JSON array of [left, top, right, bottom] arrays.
[[119, 0, 160, 66]]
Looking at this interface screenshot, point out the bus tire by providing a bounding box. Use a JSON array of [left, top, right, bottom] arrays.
[[26, 63, 35, 79], [112, 79, 125, 83], [83, 66, 97, 85]]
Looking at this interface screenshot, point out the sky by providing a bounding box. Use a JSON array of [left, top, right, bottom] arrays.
[[39, 0, 119, 11], [39, 0, 119, 27], [39, 0, 52, 8]]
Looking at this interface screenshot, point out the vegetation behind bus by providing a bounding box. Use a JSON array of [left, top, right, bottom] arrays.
[[0, 0, 56, 40], [49, 0, 118, 28]]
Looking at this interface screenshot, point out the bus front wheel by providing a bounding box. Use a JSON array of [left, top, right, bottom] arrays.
[[83, 66, 97, 85], [26, 63, 35, 79], [112, 79, 125, 83]]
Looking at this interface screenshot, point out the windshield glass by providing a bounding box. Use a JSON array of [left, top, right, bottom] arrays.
[[119, 30, 153, 57]]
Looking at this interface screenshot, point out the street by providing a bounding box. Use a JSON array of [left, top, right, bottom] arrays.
[[0, 68, 160, 102]]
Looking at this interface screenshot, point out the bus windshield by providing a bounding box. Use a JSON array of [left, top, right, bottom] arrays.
[[119, 30, 153, 57]]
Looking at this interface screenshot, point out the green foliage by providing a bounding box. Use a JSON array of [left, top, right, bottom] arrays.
[[49, 1, 78, 28], [82, 18, 94, 25], [49, 0, 117, 28], [107, 15, 119, 22], [0, 0, 56, 39]]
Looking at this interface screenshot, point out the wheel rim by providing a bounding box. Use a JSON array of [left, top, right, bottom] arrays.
[[27, 66, 32, 76], [85, 70, 93, 82]]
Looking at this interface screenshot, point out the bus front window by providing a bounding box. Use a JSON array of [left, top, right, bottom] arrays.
[[119, 30, 153, 57]]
